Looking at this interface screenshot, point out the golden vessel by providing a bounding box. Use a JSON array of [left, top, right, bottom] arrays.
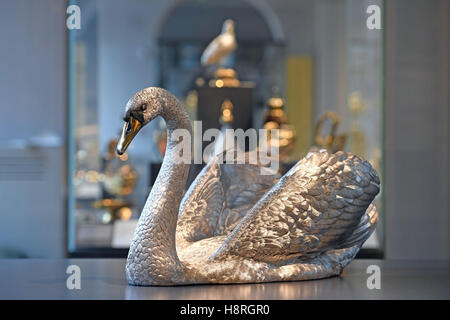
[[312, 111, 347, 153], [263, 95, 296, 162]]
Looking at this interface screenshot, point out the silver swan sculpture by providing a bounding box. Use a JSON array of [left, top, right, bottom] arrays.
[[116, 87, 380, 286]]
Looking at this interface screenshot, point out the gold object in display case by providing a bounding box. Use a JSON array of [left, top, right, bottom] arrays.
[[102, 164, 137, 197], [90, 138, 139, 224], [312, 111, 347, 153], [263, 95, 296, 162], [220, 99, 234, 125], [103, 139, 137, 197], [93, 199, 133, 223], [209, 68, 240, 88], [153, 118, 168, 159], [348, 92, 367, 158], [200, 19, 240, 88]]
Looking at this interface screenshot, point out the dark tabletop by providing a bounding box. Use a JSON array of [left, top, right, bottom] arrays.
[[0, 259, 448, 299]]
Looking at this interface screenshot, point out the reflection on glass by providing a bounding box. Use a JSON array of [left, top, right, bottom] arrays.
[[68, 0, 384, 256]]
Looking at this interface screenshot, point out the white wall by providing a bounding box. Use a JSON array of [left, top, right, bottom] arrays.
[[0, 0, 67, 258], [385, 0, 449, 260], [0, 1, 67, 141], [97, 0, 169, 162]]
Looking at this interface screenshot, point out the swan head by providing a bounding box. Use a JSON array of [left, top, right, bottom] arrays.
[[116, 87, 163, 155]]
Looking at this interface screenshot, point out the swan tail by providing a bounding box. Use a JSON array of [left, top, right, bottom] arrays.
[[336, 203, 379, 250]]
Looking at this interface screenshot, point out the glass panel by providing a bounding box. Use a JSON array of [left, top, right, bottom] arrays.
[[68, 0, 384, 257]]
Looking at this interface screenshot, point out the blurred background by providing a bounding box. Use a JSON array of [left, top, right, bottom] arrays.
[[0, 0, 447, 262]]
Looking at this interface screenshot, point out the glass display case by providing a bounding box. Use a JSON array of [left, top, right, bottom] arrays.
[[68, 0, 384, 257]]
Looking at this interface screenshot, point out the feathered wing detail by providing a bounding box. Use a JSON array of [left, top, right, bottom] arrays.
[[176, 159, 224, 247], [212, 150, 380, 263], [336, 203, 378, 249], [176, 154, 280, 249], [214, 160, 279, 235]]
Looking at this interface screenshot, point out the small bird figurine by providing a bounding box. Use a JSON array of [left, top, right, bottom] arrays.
[[201, 19, 237, 66]]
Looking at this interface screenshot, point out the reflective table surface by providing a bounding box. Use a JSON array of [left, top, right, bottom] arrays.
[[0, 259, 448, 299]]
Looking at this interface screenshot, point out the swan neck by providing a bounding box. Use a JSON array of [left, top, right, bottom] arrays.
[[126, 92, 191, 285]]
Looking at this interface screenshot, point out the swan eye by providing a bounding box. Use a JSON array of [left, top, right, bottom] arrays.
[[140, 104, 147, 111], [126, 122, 132, 133]]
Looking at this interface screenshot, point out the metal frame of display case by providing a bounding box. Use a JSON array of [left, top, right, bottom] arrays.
[[67, 0, 385, 260], [69, 248, 383, 259]]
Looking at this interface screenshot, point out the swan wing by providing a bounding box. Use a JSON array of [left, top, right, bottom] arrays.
[[215, 158, 279, 235], [177, 154, 279, 247], [212, 150, 380, 263]]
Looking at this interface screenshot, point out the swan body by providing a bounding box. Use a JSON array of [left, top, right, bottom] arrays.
[[201, 19, 237, 66], [117, 87, 380, 286]]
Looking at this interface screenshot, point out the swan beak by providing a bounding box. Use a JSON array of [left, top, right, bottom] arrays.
[[116, 117, 142, 155]]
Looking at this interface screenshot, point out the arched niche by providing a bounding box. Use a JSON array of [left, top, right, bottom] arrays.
[[157, 0, 284, 44], [156, 0, 286, 100]]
